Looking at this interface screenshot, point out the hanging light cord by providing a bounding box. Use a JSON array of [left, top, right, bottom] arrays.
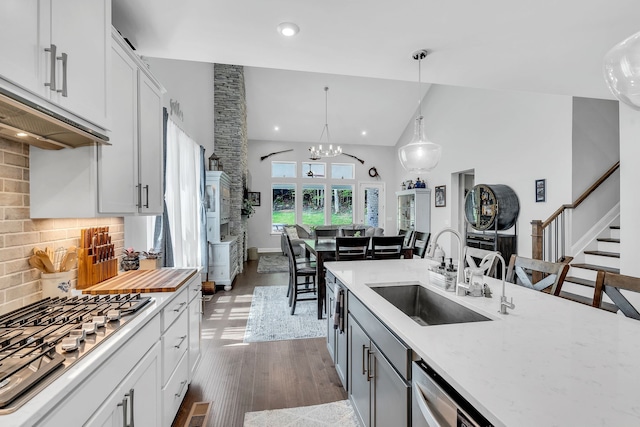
[[319, 86, 330, 143], [413, 49, 428, 119]]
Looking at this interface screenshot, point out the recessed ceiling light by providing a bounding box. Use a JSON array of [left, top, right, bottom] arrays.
[[16, 132, 28, 137], [361, 131, 367, 136], [274, 126, 280, 131], [277, 22, 300, 37]]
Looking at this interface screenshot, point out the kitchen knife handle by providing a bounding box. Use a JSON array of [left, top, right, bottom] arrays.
[[56, 52, 68, 97], [44, 44, 57, 91], [144, 185, 149, 208]]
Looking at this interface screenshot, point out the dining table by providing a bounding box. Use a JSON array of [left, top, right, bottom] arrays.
[[303, 238, 413, 319]]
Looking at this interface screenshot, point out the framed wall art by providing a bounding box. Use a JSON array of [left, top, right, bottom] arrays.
[[435, 185, 446, 207], [535, 179, 546, 202], [248, 191, 261, 206]]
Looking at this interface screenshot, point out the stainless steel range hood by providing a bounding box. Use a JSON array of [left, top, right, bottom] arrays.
[[0, 87, 109, 150]]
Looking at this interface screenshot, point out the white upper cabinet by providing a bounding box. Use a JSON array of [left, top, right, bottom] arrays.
[[98, 29, 164, 216], [0, 0, 110, 130]]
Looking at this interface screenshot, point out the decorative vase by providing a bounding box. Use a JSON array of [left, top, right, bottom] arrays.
[[121, 256, 140, 271]]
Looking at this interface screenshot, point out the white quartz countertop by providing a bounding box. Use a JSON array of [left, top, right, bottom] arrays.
[[325, 259, 640, 427]]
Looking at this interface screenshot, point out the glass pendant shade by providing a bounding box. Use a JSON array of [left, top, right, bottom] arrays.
[[398, 115, 442, 173], [604, 31, 640, 110]]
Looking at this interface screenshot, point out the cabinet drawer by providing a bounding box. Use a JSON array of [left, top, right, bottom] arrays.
[[188, 276, 202, 303], [162, 288, 188, 332], [162, 309, 188, 386], [163, 351, 189, 427], [348, 293, 411, 381]]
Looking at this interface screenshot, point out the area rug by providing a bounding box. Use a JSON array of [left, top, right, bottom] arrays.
[[243, 286, 326, 343], [256, 255, 289, 273], [243, 400, 359, 427]]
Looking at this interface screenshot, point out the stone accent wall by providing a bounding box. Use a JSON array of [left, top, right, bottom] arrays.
[[214, 64, 249, 269], [0, 138, 123, 315]]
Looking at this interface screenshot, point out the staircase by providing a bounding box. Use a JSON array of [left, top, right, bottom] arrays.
[[561, 225, 619, 311]]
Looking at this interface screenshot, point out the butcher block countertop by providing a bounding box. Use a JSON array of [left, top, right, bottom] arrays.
[[82, 268, 199, 294]]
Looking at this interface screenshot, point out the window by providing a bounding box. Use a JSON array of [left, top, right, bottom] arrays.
[[330, 184, 353, 225], [271, 161, 296, 178], [302, 184, 325, 227], [272, 183, 296, 232], [302, 162, 326, 178], [331, 163, 355, 180]]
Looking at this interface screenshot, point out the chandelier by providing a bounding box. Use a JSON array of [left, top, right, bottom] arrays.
[[398, 49, 442, 173], [309, 87, 342, 159]]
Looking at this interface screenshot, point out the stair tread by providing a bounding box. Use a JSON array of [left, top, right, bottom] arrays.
[[570, 263, 620, 274], [563, 276, 596, 288], [610, 225, 620, 229], [597, 237, 620, 243], [583, 250, 620, 258]]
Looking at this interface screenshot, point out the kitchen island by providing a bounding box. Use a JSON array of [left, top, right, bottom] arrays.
[[325, 258, 640, 426], [2, 268, 201, 427]]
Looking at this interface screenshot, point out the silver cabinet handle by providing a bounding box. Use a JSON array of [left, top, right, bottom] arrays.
[[362, 344, 368, 376], [173, 302, 186, 312], [136, 184, 142, 208], [56, 52, 68, 97], [117, 395, 128, 427], [175, 380, 187, 398], [366, 348, 374, 381], [174, 334, 187, 349], [44, 44, 57, 91], [144, 185, 149, 208], [125, 388, 135, 427]]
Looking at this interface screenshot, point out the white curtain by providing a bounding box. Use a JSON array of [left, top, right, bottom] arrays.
[[165, 119, 202, 268]]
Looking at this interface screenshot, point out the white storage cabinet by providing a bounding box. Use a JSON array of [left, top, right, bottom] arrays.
[[396, 188, 431, 234], [0, 0, 110, 130]]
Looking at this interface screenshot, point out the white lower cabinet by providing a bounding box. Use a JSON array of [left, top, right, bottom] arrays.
[[163, 351, 190, 426], [86, 342, 161, 427], [209, 237, 238, 290]]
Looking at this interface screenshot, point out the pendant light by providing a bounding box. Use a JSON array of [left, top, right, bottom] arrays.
[[309, 87, 342, 159], [398, 49, 442, 173], [604, 31, 640, 110]]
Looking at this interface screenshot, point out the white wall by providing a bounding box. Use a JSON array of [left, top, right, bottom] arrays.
[[144, 57, 215, 153], [246, 140, 396, 251], [619, 106, 640, 276], [395, 85, 574, 258]]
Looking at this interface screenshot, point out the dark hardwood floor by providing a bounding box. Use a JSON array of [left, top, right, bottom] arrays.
[[172, 256, 347, 427]]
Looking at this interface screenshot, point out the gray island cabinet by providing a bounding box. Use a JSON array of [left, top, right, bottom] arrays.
[[326, 270, 411, 427]]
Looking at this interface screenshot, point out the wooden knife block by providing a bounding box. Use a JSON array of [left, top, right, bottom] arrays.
[[77, 248, 118, 289]]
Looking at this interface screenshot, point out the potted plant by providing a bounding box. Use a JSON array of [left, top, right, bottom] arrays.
[[140, 248, 162, 270], [121, 247, 140, 271]]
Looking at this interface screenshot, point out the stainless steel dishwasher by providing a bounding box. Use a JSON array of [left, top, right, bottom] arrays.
[[412, 360, 494, 427]]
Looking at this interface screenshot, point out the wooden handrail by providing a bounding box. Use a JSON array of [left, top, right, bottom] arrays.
[[540, 161, 620, 229]]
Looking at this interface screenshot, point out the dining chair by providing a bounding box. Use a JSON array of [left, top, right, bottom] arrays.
[[413, 231, 431, 259], [283, 232, 317, 315], [402, 230, 416, 249], [505, 255, 569, 296], [463, 246, 499, 278], [315, 228, 339, 241], [592, 270, 640, 320], [342, 228, 366, 237], [335, 236, 370, 261], [371, 235, 405, 260]]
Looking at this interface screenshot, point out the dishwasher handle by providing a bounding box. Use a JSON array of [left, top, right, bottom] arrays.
[[413, 382, 443, 427]]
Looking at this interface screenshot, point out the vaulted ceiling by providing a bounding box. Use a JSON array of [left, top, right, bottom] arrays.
[[112, 0, 640, 146]]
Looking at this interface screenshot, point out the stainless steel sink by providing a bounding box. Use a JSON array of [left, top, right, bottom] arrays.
[[370, 284, 491, 326]]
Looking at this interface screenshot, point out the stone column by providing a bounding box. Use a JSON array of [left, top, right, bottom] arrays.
[[214, 64, 248, 271]]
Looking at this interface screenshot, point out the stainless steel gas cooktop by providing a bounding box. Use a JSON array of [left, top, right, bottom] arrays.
[[0, 293, 152, 414]]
